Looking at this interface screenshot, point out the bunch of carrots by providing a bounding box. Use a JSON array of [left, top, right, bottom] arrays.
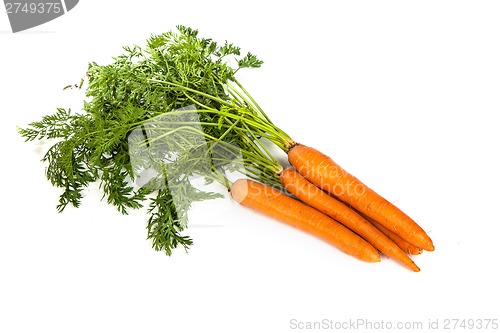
[[230, 144, 433, 272], [18, 26, 433, 271]]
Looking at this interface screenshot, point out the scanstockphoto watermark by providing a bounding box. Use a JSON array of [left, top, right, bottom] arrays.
[[290, 318, 424, 331], [289, 318, 500, 331], [3, 0, 79, 33]]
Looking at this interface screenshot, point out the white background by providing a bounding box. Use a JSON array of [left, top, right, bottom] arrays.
[[1, 1, 499, 332]]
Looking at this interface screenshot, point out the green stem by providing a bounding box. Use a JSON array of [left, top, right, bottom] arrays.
[[148, 78, 295, 151]]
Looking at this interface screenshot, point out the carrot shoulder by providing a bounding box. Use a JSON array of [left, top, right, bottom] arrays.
[[230, 179, 381, 263], [287, 144, 434, 252], [280, 168, 420, 271]]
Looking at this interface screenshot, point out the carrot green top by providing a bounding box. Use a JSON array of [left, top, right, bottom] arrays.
[[18, 26, 291, 255]]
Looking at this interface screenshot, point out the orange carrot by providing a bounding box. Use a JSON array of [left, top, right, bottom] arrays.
[[280, 168, 420, 271], [362, 214, 423, 255], [287, 144, 434, 252], [230, 179, 381, 263]]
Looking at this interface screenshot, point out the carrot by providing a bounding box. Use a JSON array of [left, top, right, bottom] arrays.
[[230, 179, 381, 263], [361, 214, 423, 255], [280, 168, 420, 271], [287, 144, 434, 252]]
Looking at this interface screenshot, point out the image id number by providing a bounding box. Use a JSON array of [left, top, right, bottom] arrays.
[[5, 2, 62, 14], [443, 318, 498, 330]]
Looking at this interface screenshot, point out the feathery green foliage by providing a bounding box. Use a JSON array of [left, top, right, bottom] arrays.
[[18, 25, 289, 255]]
